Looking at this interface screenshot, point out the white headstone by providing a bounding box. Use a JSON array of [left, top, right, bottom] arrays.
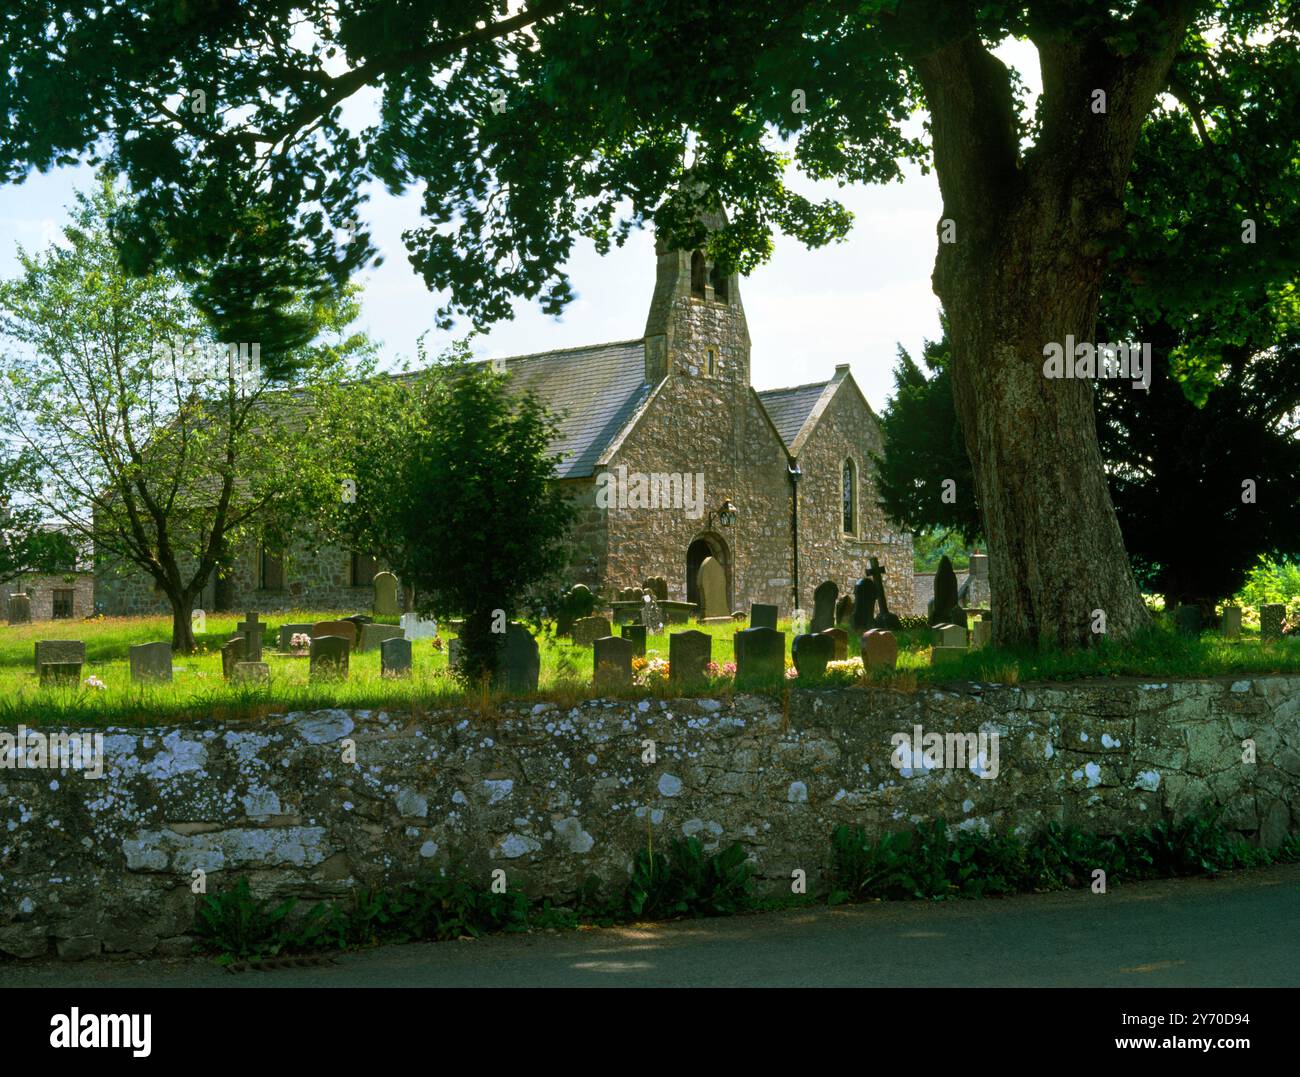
[[401, 612, 439, 640]]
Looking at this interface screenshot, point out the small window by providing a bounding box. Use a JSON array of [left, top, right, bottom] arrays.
[[706, 348, 717, 376], [690, 251, 707, 299], [710, 262, 728, 302], [259, 547, 284, 590], [52, 589, 74, 619], [351, 552, 379, 587], [842, 459, 857, 535]]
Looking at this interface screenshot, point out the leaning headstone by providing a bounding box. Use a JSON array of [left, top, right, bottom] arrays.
[[860, 629, 898, 671], [930, 556, 964, 627], [235, 612, 265, 661], [496, 622, 540, 692], [221, 637, 245, 679], [750, 603, 779, 630], [1261, 604, 1285, 642], [835, 594, 855, 629], [312, 620, 358, 650], [792, 633, 834, 680], [310, 635, 350, 680], [278, 623, 316, 652], [734, 626, 785, 686], [231, 662, 270, 685], [593, 635, 634, 691], [1174, 604, 1202, 637], [381, 636, 413, 678], [620, 622, 647, 658], [572, 615, 613, 647], [669, 630, 711, 688], [7, 593, 31, 625], [642, 576, 668, 601], [1221, 605, 1242, 639], [358, 622, 405, 653], [34, 640, 85, 684], [972, 620, 993, 649], [852, 578, 876, 631], [372, 571, 400, 617], [129, 642, 172, 683], [400, 612, 439, 640], [811, 581, 838, 633], [697, 556, 728, 620], [820, 626, 849, 660]]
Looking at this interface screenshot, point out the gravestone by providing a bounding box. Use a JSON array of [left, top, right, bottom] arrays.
[[931, 621, 967, 665], [129, 642, 172, 683], [669, 630, 711, 688], [496, 622, 540, 692], [557, 584, 595, 636], [235, 612, 265, 661], [1221, 605, 1242, 639], [859, 629, 898, 671], [820, 626, 849, 660], [191, 608, 206, 635], [278, 623, 315, 652], [864, 557, 903, 630], [448, 637, 462, 669], [972, 620, 993, 649], [734, 626, 785, 686], [310, 635, 350, 680], [1261, 604, 1285, 642], [572, 615, 613, 647], [750, 603, 779, 630], [929, 556, 964, 627], [640, 594, 666, 635], [792, 633, 834, 680], [966, 552, 991, 608], [642, 576, 668, 601], [34, 640, 85, 685], [381, 636, 413, 678], [620, 622, 647, 658], [221, 637, 245, 679], [617, 586, 646, 603], [232, 662, 270, 685], [312, 620, 358, 650], [851, 578, 876, 631], [593, 635, 635, 690], [358, 623, 405, 653], [811, 581, 838, 633], [372, 571, 400, 617], [400, 612, 439, 640], [835, 594, 855, 628], [1174, 604, 1202, 637], [697, 556, 728, 620], [7, 593, 31, 625]]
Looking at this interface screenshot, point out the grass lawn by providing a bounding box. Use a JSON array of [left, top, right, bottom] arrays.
[[3, 610, 1300, 725]]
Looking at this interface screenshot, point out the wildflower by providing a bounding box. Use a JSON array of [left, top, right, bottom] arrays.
[[84, 676, 107, 691]]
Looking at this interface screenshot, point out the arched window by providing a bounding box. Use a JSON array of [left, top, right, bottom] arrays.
[[842, 459, 857, 535], [690, 251, 707, 298], [709, 262, 729, 302]]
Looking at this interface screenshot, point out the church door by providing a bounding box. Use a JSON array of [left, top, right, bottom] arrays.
[[686, 535, 731, 612]]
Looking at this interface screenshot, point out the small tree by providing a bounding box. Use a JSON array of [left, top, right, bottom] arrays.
[[321, 349, 574, 683], [0, 179, 373, 651]]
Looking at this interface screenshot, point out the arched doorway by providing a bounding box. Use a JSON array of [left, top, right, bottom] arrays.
[[686, 533, 731, 611]]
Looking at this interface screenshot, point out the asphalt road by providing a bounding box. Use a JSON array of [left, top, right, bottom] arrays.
[[3, 864, 1298, 988]]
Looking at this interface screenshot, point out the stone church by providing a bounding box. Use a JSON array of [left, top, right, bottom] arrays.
[[96, 221, 914, 619]]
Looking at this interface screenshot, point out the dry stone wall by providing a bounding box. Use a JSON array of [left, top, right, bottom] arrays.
[[2, 677, 1296, 959]]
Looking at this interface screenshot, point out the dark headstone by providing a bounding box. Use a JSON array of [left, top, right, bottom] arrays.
[[835, 594, 855, 628], [930, 556, 964, 627], [620, 622, 647, 657], [819, 626, 849, 660], [792, 633, 834, 680], [750, 603, 779, 630], [572, 615, 613, 647], [593, 635, 634, 690], [669, 630, 711, 688], [35, 639, 84, 685], [852, 578, 876, 631], [235, 612, 265, 661], [310, 635, 350, 680], [381, 636, 413, 678], [557, 584, 595, 635], [221, 636, 246, 679], [865, 556, 903, 630], [129, 641, 172, 683], [811, 581, 838, 633], [312, 620, 358, 650], [358, 622, 405, 652], [734, 626, 785, 686], [1174, 604, 1202, 637], [496, 622, 540, 693]]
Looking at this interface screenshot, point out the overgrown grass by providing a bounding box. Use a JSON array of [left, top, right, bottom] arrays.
[[4, 611, 1300, 725]]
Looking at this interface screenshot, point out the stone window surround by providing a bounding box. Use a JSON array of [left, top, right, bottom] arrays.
[[841, 456, 858, 538]]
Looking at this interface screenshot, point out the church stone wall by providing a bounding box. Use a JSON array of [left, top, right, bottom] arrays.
[[794, 379, 915, 615]]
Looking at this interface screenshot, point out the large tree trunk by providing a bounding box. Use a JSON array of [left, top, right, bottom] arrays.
[[169, 591, 197, 653]]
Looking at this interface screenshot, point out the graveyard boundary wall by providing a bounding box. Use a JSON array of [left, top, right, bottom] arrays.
[[2, 676, 1297, 959]]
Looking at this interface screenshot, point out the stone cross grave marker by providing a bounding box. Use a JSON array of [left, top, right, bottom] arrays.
[[792, 633, 833, 680], [381, 636, 413, 678], [593, 635, 634, 690], [373, 571, 400, 617], [866, 557, 902, 629], [811, 581, 838, 633], [129, 641, 173, 683], [310, 635, 350, 680], [750, 603, 779, 630], [235, 612, 265, 661], [669, 629, 711, 689], [734, 626, 785, 686], [697, 556, 728, 620]]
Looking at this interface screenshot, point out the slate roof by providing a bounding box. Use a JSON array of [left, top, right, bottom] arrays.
[[492, 338, 651, 479], [756, 381, 831, 449]]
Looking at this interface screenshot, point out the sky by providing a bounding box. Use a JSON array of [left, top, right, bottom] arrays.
[[0, 42, 1040, 415]]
